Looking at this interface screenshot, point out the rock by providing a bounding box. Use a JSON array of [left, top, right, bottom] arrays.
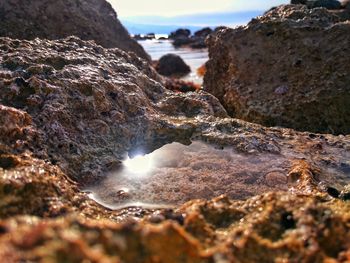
[[134, 33, 156, 41], [189, 39, 207, 49], [291, 0, 307, 4], [194, 27, 213, 38], [307, 0, 342, 9], [1, 35, 350, 261], [169, 28, 191, 39], [170, 27, 213, 49], [214, 26, 229, 32], [155, 54, 191, 77], [145, 33, 156, 40], [1, 191, 350, 261], [204, 5, 350, 135], [0, 0, 150, 61], [290, 0, 342, 9], [173, 36, 194, 47], [169, 29, 192, 47], [133, 34, 143, 40], [0, 37, 224, 184]]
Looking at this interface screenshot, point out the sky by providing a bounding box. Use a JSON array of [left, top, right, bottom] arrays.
[[110, 0, 290, 17]]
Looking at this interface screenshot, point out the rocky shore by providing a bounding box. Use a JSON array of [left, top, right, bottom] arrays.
[[169, 28, 213, 49], [204, 4, 350, 135], [0, 0, 350, 262]]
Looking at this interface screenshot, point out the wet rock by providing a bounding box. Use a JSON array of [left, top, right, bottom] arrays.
[[169, 28, 191, 39], [0, 37, 226, 184], [308, 0, 342, 9], [204, 5, 350, 134], [1, 29, 350, 261], [155, 54, 191, 77], [0, 0, 150, 61]]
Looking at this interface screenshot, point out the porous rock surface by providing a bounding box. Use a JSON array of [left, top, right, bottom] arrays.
[[0, 0, 150, 60], [1, 36, 350, 261], [0, 36, 226, 184], [204, 5, 350, 135]]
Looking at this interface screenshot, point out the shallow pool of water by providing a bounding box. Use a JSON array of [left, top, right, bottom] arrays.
[[87, 141, 295, 209]]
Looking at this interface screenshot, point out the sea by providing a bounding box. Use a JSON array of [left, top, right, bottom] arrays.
[[138, 35, 208, 85]]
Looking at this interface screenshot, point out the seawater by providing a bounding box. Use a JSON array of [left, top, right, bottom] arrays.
[[138, 39, 208, 84], [87, 141, 292, 209], [86, 140, 350, 210]]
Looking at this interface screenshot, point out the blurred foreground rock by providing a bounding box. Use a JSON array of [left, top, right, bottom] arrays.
[[0, 0, 150, 60]]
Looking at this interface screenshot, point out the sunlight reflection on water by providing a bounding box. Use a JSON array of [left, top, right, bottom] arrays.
[[86, 141, 294, 209]]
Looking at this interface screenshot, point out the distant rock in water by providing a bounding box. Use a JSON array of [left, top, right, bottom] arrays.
[[133, 33, 157, 41], [170, 29, 194, 48], [0, 0, 150, 61], [169, 29, 191, 39], [155, 54, 191, 77], [194, 27, 213, 38], [291, 0, 307, 4], [290, 0, 342, 9], [169, 27, 213, 49], [204, 5, 350, 135]]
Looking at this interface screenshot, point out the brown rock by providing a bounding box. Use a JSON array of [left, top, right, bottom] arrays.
[[155, 54, 191, 77], [1, 26, 350, 261], [169, 28, 191, 39], [204, 5, 350, 134], [0, 191, 350, 262], [0, 0, 150, 61], [0, 37, 226, 184]]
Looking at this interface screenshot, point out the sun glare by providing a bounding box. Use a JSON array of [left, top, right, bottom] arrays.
[[123, 154, 154, 174]]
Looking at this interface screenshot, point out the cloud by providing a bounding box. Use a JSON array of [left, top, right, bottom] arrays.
[[110, 0, 289, 17]]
